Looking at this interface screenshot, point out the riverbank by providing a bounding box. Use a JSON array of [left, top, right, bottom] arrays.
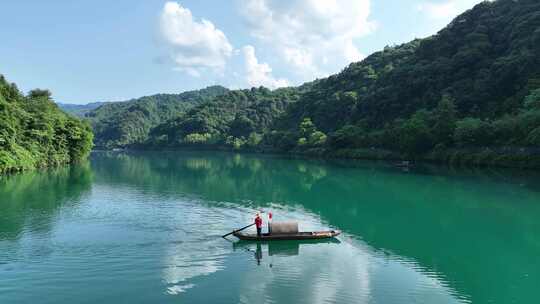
[[95, 144, 540, 170], [298, 147, 540, 170]]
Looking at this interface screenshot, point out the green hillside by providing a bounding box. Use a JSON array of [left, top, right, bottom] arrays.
[[279, 0, 540, 137], [85, 86, 229, 149], [265, 0, 540, 166], [0, 75, 93, 174], [89, 0, 540, 168], [145, 86, 304, 149]]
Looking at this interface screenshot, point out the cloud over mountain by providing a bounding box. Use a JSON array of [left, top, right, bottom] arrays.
[[243, 45, 289, 89], [417, 0, 487, 21], [240, 0, 375, 79], [159, 2, 233, 76]]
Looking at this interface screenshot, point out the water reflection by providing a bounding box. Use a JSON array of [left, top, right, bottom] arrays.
[[89, 151, 540, 303], [255, 243, 262, 265], [161, 200, 231, 295], [0, 163, 93, 241], [2, 151, 537, 303], [230, 236, 468, 304], [233, 239, 343, 265]]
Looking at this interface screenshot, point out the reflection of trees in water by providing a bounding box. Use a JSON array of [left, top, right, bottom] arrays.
[[0, 163, 93, 240], [297, 163, 327, 190], [91, 151, 540, 303], [91, 151, 331, 205], [185, 158, 213, 171]]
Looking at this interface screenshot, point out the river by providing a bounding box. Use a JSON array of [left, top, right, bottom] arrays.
[[1, 151, 539, 303]]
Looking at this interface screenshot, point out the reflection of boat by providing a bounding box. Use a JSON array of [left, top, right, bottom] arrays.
[[233, 238, 341, 253], [233, 230, 341, 241], [233, 238, 342, 266]]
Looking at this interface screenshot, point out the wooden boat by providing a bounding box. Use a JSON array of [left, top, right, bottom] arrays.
[[233, 230, 341, 241]]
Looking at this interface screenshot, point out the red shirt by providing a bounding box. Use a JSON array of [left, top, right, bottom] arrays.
[[255, 216, 262, 228]]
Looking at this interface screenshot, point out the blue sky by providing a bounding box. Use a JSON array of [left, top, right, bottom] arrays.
[[0, 0, 484, 104]]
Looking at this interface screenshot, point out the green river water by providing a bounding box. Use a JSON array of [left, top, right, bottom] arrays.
[[1, 151, 539, 304]]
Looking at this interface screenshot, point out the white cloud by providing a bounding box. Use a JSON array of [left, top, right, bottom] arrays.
[[417, 0, 487, 21], [417, 1, 460, 20], [239, 0, 375, 79], [243, 45, 289, 89], [159, 2, 233, 75]]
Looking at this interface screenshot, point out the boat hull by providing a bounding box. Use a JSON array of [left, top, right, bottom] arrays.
[[233, 230, 341, 241]]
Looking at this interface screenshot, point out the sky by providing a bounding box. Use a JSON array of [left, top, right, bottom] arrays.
[[0, 0, 486, 104]]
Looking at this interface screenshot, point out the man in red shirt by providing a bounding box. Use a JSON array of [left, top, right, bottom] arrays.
[[255, 213, 263, 237]]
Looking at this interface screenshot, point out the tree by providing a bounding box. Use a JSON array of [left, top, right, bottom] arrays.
[[433, 95, 457, 145], [299, 118, 317, 137], [230, 115, 255, 138], [297, 118, 327, 148], [28, 89, 52, 100], [184, 133, 212, 144], [308, 131, 327, 146], [247, 132, 262, 147], [398, 110, 433, 155], [225, 136, 245, 150], [329, 125, 365, 148], [454, 118, 493, 147]]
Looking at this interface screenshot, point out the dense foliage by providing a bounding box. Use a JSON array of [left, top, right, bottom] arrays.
[[0, 75, 93, 174], [146, 86, 303, 149], [85, 86, 228, 148], [83, 0, 540, 168], [276, 0, 540, 149], [268, 0, 539, 167]]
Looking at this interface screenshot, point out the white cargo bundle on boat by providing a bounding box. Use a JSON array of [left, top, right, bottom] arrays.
[[271, 222, 299, 234]]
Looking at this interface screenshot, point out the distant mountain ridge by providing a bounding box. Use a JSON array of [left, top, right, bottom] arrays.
[[77, 86, 229, 148], [58, 102, 109, 117], [146, 86, 304, 149]]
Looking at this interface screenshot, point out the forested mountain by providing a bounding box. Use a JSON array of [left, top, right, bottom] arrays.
[[84, 86, 228, 148], [146, 86, 304, 149], [264, 0, 540, 166], [91, 0, 539, 167], [58, 102, 108, 117], [0, 75, 93, 174], [279, 0, 539, 132]]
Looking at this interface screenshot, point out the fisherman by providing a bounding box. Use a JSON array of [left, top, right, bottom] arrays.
[[255, 212, 263, 237], [268, 211, 273, 235]]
